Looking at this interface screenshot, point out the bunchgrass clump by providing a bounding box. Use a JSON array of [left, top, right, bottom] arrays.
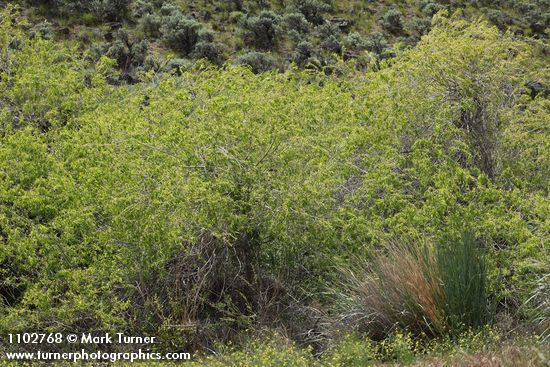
[[524, 273, 550, 342], [437, 232, 493, 334], [337, 233, 494, 339], [337, 240, 446, 339]]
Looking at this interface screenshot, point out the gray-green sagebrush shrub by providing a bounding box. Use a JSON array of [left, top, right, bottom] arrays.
[[292, 41, 315, 66], [420, 0, 445, 17], [364, 32, 390, 57], [31, 0, 130, 22], [192, 41, 225, 66], [240, 11, 281, 50], [160, 6, 202, 54], [284, 12, 310, 34], [293, 0, 330, 25], [141, 13, 162, 38], [30, 21, 53, 40], [321, 35, 342, 54], [133, 0, 154, 17], [106, 29, 148, 70], [407, 17, 432, 38], [344, 32, 367, 51], [382, 7, 403, 33], [236, 51, 276, 73]]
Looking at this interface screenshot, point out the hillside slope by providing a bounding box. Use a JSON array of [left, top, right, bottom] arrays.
[[11, 0, 550, 80]]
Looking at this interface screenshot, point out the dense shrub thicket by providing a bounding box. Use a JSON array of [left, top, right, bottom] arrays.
[[1, 5, 549, 358]]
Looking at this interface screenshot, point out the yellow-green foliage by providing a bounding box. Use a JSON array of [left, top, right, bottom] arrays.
[[190, 336, 314, 367], [322, 332, 421, 366], [0, 332, 546, 366], [0, 5, 548, 353], [188, 329, 523, 367]]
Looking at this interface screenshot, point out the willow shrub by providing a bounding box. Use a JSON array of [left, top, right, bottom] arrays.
[[1, 6, 548, 349]]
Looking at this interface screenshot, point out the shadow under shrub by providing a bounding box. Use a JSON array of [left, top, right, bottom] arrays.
[[129, 232, 316, 352]]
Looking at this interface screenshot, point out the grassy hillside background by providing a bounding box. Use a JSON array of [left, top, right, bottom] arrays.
[[0, 1, 549, 366]]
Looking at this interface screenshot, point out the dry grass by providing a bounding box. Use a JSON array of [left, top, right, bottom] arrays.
[[337, 233, 495, 340], [337, 241, 447, 339]]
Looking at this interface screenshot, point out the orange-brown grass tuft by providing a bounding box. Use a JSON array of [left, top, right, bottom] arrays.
[[337, 241, 446, 339]]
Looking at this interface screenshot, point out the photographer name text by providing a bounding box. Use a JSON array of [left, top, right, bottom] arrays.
[[7, 333, 155, 345]]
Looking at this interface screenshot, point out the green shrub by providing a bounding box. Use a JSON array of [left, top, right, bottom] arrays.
[[293, 0, 330, 25], [284, 12, 310, 34], [241, 11, 281, 50], [364, 31, 389, 56], [141, 13, 162, 38], [292, 41, 315, 66], [160, 11, 202, 55], [236, 51, 276, 73], [81, 12, 97, 25], [323, 333, 377, 366], [190, 334, 314, 367], [0, 36, 86, 130], [501, 96, 550, 191], [382, 7, 403, 33], [192, 41, 225, 66], [1, 11, 548, 355]]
